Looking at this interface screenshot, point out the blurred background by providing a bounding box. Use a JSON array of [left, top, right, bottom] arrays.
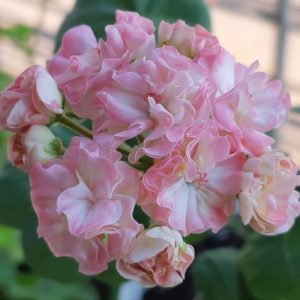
[[0, 0, 300, 299]]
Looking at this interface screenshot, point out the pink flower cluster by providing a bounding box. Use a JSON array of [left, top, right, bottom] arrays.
[[1, 10, 299, 287]]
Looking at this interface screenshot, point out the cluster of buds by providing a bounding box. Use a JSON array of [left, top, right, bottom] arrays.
[[1, 11, 299, 288]]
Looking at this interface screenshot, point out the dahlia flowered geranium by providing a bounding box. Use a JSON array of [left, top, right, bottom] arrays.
[[0, 10, 299, 287]]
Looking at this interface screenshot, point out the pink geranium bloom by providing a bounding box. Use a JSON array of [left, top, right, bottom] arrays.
[[99, 10, 155, 72], [197, 47, 236, 95], [158, 20, 220, 58], [117, 226, 194, 287], [8, 125, 61, 171], [29, 137, 141, 275], [197, 50, 290, 156], [94, 46, 211, 162], [1, 9, 298, 286], [47, 11, 155, 120], [213, 78, 289, 156], [47, 25, 101, 118], [0, 66, 62, 132], [239, 151, 300, 235], [140, 124, 246, 235]]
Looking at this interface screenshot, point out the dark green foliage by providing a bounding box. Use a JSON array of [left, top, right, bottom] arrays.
[[55, 0, 210, 50], [192, 248, 240, 300]]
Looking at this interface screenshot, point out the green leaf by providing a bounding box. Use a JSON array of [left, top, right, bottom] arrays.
[[140, 0, 211, 29], [0, 259, 97, 300], [0, 226, 97, 300], [95, 262, 124, 300], [97, 261, 124, 287], [0, 225, 23, 262], [22, 220, 88, 284], [238, 219, 300, 300], [0, 164, 34, 229], [8, 273, 98, 300], [285, 288, 300, 300], [0, 24, 33, 43], [0, 24, 34, 56], [56, 0, 210, 49], [0, 71, 13, 91], [192, 247, 240, 300], [184, 232, 207, 245], [133, 205, 150, 228], [50, 123, 77, 147], [239, 234, 294, 300], [0, 258, 16, 294], [0, 163, 87, 284], [284, 218, 300, 281], [0, 131, 10, 172], [227, 215, 254, 240]]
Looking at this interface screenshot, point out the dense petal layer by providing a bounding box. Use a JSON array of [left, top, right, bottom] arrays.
[[117, 226, 194, 287], [239, 151, 300, 235], [29, 137, 141, 274], [0, 66, 62, 132]]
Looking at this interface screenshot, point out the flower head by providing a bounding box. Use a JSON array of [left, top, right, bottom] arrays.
[[0, 66, 62, 132], [117, 226, 194, 287], [29, 137, 141, 274], [239, 151, 300, 235], [8, 125, 63, 171]]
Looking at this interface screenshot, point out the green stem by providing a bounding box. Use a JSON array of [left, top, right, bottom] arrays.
[[139, 155, 153, 169], [55, 114, 152, 171], [131, 162, 147, 172], [118, 144, 131, 157], [55, 114, 93, 138]]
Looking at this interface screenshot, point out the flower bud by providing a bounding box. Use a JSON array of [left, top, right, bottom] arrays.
[[117, 226, 194, 287], [8, 125, 63, 171], [239, 151, 300, 235], [24, 125, 64, 163], [0, 65, 63, 132], [158, 20, 219, 58]]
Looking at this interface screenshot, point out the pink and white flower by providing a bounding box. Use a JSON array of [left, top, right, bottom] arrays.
[[94, 46, 211, 162], [29, 137, 141, 275], [8, 125, 62, 171], [0, 66, 63, 132], [1, 9, 297, 288], [140, 125, 246, 235], [158, 20, 220, 58], [197, 50, 290, 156], [239, 151, 300, 235], [99, 10, 155, 72], [117, 226, 194, 287], [212, 67, 290, 156], [47, 25, 101, 118]]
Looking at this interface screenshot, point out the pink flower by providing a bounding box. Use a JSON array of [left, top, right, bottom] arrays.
[[197, 50, 290, 156], [94, 46, 210, 162], [158, 20, 220, 58], [29, 137, 141, 275], [197, 47, 236, 96], [140, 126, 246, 235], [8, 133, 27, 170], [47, 11, 155, 120], [0, 66, 63, 132], [47, 25, 101, 118], [239, 151, 300, 235], [213, 77, 289, 156], [214, 65, 290, 155], [99, 10, 155, 72], [8, 125, 62, 171], [117, 226, 194, 287]]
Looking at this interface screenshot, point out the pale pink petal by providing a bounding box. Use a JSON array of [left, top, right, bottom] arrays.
[[117, 226, 194, 287], [239, 151, 300, 235]]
